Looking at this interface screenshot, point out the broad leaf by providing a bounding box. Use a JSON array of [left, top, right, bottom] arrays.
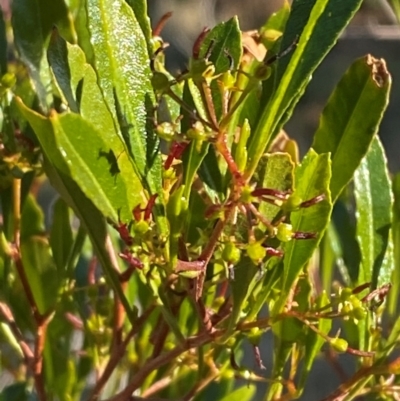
[[313, 56, 391, 202], [15, 99, 142, 222]]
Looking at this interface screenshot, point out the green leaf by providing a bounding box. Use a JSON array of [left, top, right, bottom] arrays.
[[353, 137, 393, 288], [21, 237, 59, 315], [390, 173, 400, 314], [274, 150, 332, 313], [246, 0, 363, 179], [47, 27, 79, 113], [200, 17, 242, 75], [387, 0, 400, 24], [85, 0, 158, 183], [200, 17, 242, 122], [125, 0, 153, 55], [15, 99, 142, 222], [219, 384, 256, 401], [258, 152, 295, 221], [50, 197, 73, 273], [85, 0, 166, 235], [11, 0, 50, 111], [42, 157, 137, 326], [0, 383, 29, 401], [313, 56, 391, 202], [299, 291, 332, 393], [20, 194, 45, 241], [222, 256, 259, 340]]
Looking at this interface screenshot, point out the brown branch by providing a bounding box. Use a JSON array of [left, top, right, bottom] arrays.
[[12, 178, 48, 401], [141, 376, 173, 398], [104, 329, 224, 401], [88, 305, 156, 401]]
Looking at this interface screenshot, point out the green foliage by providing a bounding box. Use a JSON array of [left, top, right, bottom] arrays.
[[0, 0, 398, 400]]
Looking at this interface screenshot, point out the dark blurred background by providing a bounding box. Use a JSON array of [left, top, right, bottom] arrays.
[[148, 0, 400, 173]]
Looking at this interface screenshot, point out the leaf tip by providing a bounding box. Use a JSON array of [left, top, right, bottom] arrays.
[[366, 54, 390, 88]]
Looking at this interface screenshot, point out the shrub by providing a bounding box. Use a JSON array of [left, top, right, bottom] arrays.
[[0, 0, 399, 400]]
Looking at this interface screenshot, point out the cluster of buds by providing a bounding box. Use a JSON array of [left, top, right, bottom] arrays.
[[111, 194, 158, 274]]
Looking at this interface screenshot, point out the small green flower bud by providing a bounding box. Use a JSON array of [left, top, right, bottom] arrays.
[[276, 223, 293, 242], [156, 122, 175, 141], [133, 220, 150, 236], [221, 242, 241, 265], [1, 73, 16, 89], [330, 337, 348, 353], [246, 241, 266, 264]]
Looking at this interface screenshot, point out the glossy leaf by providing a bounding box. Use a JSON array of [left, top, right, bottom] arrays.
[[125, 0, 152, 55], [273, 150, 332, 313], [15, 99, 142, 222], [354, 137, 393, 288], [85, 0, 161, 192], [246, 0, 363, 179], [313, 55, 391, 202]]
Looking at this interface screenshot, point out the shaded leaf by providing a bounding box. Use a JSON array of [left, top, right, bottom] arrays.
[[50, 197, 73, 273], [21, 237, 59, 315]]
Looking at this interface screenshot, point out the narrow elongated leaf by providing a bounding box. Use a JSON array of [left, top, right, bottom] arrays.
[[85, 0, 166, 234], [313, 56, 391, 202], [47, 27, 79, 113], [354, 137, 393, 288], [246, 0, 363, 179], [125, 0, 152, 55], [11, 0, 49, 110], [390, 173, 400, 314], [273, 150, 332, 313], [50, 198, 73, 273], [21, 237, 59, 315]]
